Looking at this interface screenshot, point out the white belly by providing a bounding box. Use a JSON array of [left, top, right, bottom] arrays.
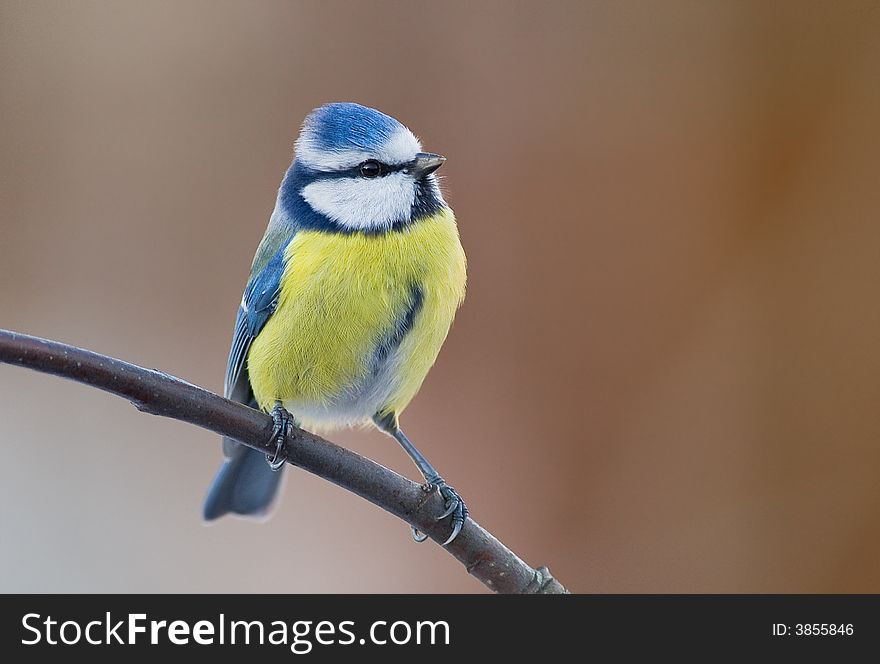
[[283, 343, 407, 431]]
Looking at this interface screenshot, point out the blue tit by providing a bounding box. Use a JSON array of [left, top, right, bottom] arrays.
[[203, 103, 468, 543]]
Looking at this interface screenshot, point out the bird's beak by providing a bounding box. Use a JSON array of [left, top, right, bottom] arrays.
[[406, 152, 446, 178]]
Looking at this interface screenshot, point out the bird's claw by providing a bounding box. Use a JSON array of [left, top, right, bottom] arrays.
[[438, 499, 458, 520], [437, 482, 467, 545], [266, 402, 291, 471], [410, 476, 467, 545]]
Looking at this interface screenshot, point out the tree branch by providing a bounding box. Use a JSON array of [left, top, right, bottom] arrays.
[[0, 329, 567, 594]]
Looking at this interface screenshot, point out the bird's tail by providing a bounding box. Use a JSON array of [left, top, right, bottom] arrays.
[[203, 440, 285, 521]]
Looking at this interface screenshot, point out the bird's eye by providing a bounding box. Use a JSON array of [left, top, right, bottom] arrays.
[[359, 160, 382, 178]]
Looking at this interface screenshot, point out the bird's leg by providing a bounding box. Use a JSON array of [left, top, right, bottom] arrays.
[[266, 401, 293, 471], [397, 428, 468, 545], [373, 413, 468, 545]]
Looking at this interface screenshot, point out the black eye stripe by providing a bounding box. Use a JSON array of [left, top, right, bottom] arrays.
[[345, 161, 408, 178], [301, 160, 411, 180]]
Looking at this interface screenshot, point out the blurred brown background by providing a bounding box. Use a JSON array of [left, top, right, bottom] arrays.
[[1, 1, 879, 593]]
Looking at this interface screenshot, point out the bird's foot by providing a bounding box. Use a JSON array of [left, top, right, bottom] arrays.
[[266, 401, 292, 471], [411, 476, 468, 545]]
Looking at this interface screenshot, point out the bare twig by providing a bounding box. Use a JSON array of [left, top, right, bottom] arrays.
[[0, 329, 567, 594]]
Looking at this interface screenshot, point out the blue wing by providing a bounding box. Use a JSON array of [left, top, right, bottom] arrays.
[[224, 249, 287, 405], [203, 218, 295, 521]]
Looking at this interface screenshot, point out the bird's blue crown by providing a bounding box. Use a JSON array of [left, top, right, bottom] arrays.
[[300, 103, 406, 154]]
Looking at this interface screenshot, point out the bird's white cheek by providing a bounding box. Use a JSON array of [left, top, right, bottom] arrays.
[[301, 175, 416, 230]]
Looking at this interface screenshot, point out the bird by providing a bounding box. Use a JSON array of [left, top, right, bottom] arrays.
[[203, 102, 468, 544]]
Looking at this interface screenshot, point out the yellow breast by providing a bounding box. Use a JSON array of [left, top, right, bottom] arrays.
[[246, 208, 466, 429]]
